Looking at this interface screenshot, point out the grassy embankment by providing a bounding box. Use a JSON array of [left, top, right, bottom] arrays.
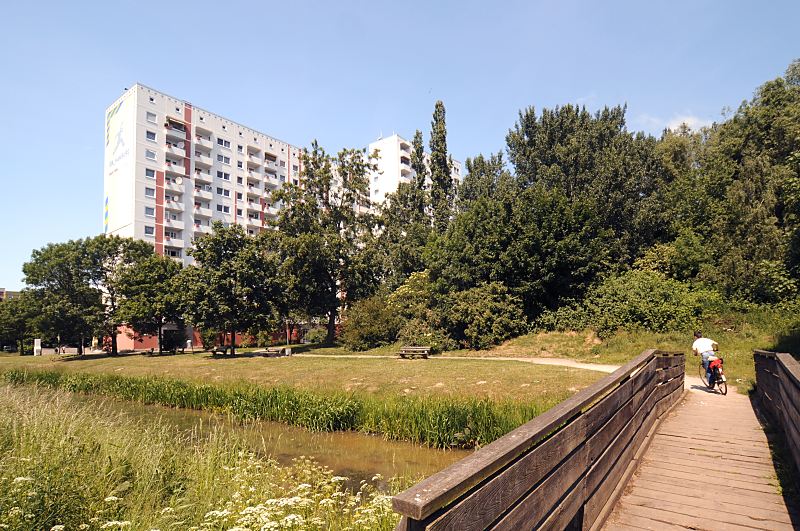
[[0, 356, 601, 449], [0, 384, 400, 530]]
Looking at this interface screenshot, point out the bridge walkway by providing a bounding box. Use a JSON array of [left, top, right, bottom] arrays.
[[604, 377, 799, 530]]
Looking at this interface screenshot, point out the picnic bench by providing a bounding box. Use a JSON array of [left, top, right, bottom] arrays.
[[210, 346, 230, 356], [261, 346, 292, 357], [398, 346, 431, 359]]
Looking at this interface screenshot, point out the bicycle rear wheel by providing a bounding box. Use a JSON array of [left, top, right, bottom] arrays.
[[716, 370, 728, 395]]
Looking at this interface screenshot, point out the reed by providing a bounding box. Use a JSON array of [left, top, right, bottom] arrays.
[[2, 368, 566, 449], [0, 384, 401, 530]]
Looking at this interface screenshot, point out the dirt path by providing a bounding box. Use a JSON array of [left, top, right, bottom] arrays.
[[292, 353, 620, 373]]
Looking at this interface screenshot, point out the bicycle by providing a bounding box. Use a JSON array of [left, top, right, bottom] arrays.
[[698, 355, 727, 395]]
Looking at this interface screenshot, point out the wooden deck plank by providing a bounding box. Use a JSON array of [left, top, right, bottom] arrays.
[[604, 381, 798, 531]]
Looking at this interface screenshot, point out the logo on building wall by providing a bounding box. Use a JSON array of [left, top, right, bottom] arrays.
[[105, 99, 130, 173], [104, 196, 109, 234], [105, 100, 124, 147]]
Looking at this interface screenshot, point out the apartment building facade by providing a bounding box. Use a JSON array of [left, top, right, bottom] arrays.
[[367, 134, 462, 204], [103, 84, 303, 266]]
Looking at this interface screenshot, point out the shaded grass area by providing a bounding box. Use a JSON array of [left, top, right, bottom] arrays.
[[0, 384, 401, 530], [1, 368, 582, 449]]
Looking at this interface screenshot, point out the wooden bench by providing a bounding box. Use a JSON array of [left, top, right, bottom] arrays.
[[262, 346, 291, 357], [398, 346, 431, 359], [210, 346, 229, 356]]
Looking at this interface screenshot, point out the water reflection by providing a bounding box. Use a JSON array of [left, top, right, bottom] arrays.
[[79, 394, 470, 490]]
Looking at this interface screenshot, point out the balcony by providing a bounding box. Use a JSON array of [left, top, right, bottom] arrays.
[[248, 154, 263, 165], [247, 185, 261, 196], [165, 162, 186, 176], [195, 136, 213, 150], [165, 218, 184, 230], [264, 162, 277, 174], [247, 200, 261, 211], [166, 143, 186, 158], [194, 153, 213, 168], [246, 217, 262, 228], [194, 170, 212, 184], [193, 188, 212, 200], [165, 200, 184, 212], [193, 223, 211, 235], [165, 125, 187, 142], [247, 167, 262, 179], [194, 122, 213, 135], [263, 175, 280, 189], [193, 206, 212, 218], [165, 180, 184, 193], [264, 205, 279, 218], [164, 237, 184, 248]]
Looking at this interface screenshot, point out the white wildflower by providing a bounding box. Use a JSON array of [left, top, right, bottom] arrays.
[[50, 526, 66, 531], [7, 507, 23, 518], [100, 522, 131, 529], [104, 495, 122, 502], [331, 475, 348, 483], [12, 477, 33, 484]]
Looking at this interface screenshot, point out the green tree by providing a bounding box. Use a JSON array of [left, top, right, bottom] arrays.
[[457, 152, 516, 210], [84, 235, 153, 355], [271, 141, 377, 342], [429, 101, 453, 233], [177, 222, 283, 355], [410, 129, 428, 216], [506, 104, 667, 264], [22, 240, 103, 354], [117, 255, 183, 355], [0, 292, 36, 355]]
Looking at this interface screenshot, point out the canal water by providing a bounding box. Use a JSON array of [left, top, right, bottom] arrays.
[[69, 392, 470, 489]]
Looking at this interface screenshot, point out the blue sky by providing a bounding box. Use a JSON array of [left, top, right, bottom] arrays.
[[0, 0, 798, 290]]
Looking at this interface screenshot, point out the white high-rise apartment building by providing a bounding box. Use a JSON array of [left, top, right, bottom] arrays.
[[367, 134, 462, 205], [103, 83, 303, 265]]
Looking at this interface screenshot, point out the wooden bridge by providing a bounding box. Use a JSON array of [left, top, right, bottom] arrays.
[[392, 349, 800, 530]]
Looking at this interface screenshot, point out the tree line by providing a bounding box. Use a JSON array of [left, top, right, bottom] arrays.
[[2, 60, 798, 355]]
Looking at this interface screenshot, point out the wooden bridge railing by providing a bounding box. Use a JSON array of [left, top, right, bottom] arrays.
[[754, 350, 800, 476], [392, 349, 685, 531]]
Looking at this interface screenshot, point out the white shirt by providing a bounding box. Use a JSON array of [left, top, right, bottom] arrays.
[[692, 337, 717, 356]]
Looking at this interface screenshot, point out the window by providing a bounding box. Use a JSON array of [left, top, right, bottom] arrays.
[[145, 149, 156, 161], [238, 131, 243, 137], [222, 125, 227, 131], [293, 179, 299, 186], [217, 154, 230, 164], [144, 226, 155, 236], [216, 187, 230, 197], [165, 230, 178, 239], [145, 168, 156, 179], [236, 192, 243, 200], [237, 145, 243, 153], [144, 206, 155, 217], [292, 165, 298, 172], [149, 96, 155, 103], [145, 187, 155, 198], [373, 189, 379, 196], [237, 161, 243, 168], [237, 208, 243, 216], [216, 204, 230, 213], [146, 112, 157, 123], [216, 171, 230, 180], [146, 130, 156, 142], [279, 160, 286, 167], [175, 106, 180, 113], [237, 177, 243, 184], [217, 138, 230, 148], [166, 249, 182, 258], [199, 116, 205, 122]]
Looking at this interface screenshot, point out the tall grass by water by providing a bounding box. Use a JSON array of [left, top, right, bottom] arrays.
[[1, 369, 562, 449], [0, 384, 399, 530]]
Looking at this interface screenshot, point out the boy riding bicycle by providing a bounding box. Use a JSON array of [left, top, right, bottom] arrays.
[[692, 331, 719, 387]]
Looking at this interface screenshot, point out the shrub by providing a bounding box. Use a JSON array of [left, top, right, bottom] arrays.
[[304, 327, 328, 344], [397, 319, 455, 354], [341, 294, 402, 351], [443, 282, 528, 350], [198, 328, 218, 350], [162, 328, 187, 352], [386, 271, 434, 321], [541, 270, 721, 338]]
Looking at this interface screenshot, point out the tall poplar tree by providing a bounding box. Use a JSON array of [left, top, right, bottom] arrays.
[[429, 101, 453, 233], [410, 129, 428, 217]]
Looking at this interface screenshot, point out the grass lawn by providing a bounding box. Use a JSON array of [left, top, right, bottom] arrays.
[[0, 352, 604, 403]]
